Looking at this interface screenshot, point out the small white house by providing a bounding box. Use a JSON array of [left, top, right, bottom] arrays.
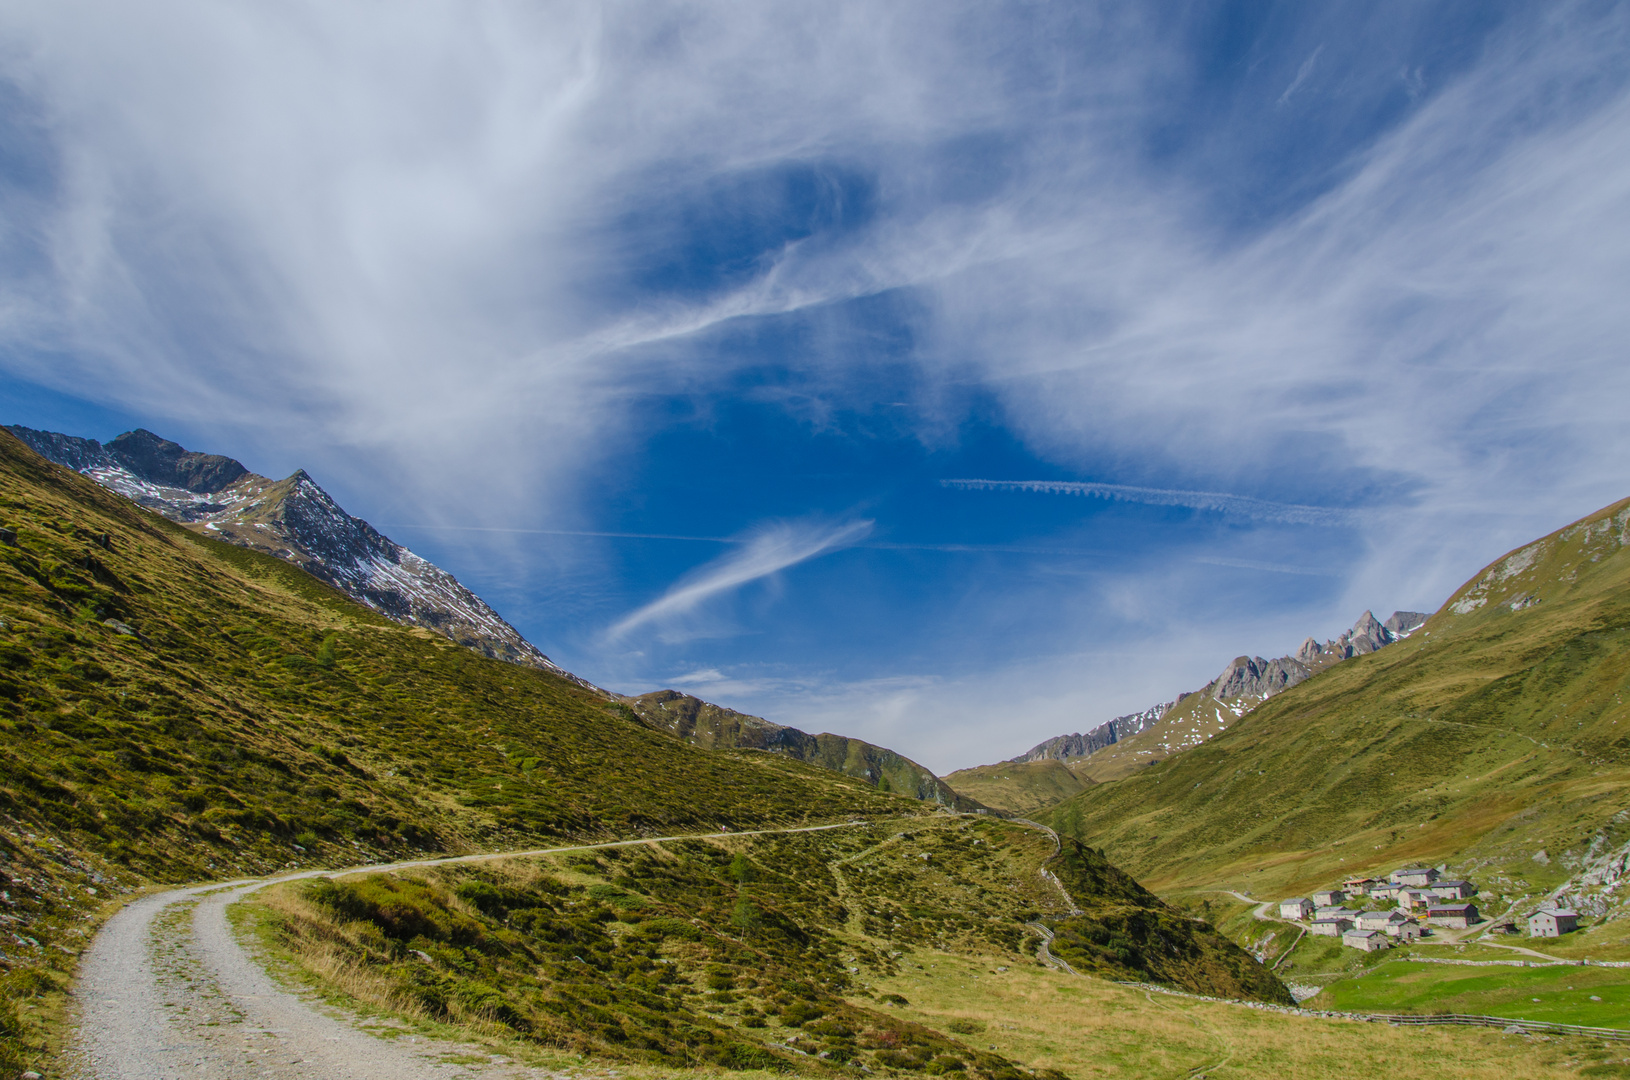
[[1528, 906, 1580, 937], [1311, 916, 1354, 937], [1312, 888, 1346, 907], [1392, 919, 1422, 942], [1279, 898, 1314, 921], [1342, 928, 1390, 952], [1391, 866, 1440, 887], [1426, 880, 1476, 900]]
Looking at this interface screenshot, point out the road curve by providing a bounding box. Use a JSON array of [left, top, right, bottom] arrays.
[[70, 822, 867, 1080]]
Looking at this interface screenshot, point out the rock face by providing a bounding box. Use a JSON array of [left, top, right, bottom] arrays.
[[624, 689, 982, 811], [1211, 610, 1428, 703], [1297, 610, 1427, 666], [1011, 703, 1172, 763], [7, 425, 589, 684], [1210, 655, 1310, 701]]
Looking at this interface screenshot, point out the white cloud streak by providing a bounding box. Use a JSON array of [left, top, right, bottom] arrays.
[[608, 519, 873, 640], [940, 478, 1355, 526], [1278, 45, 1323, 105]]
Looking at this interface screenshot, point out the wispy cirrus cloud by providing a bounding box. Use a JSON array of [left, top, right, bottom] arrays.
[[608, 519, 873, 640], [940, 479, 1355, 527]]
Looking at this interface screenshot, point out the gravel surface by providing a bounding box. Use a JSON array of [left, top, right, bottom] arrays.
[[68, 822, 863, 1079]]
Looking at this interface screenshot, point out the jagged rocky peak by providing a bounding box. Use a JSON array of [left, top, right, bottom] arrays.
[[5, 423, 593, 687], [1210, 655, 1310, 701], [105, 429, 249, 494], [1297, 609, 1430, 664]]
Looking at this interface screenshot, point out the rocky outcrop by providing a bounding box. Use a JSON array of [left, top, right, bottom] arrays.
[[625, 689, 983, 810], [7, 424, 592, 685], [1296, 610, 1427, 665], [1011, 703, 1171, 763], [1209, 655, 1310, 701]]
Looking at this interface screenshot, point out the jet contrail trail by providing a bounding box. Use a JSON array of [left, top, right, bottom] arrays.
[[939, 479, 1353, 527]]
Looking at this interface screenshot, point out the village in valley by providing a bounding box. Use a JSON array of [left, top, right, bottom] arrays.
[[1279, 865, 1582, 953]]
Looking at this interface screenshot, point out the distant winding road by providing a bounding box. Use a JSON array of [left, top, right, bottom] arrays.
[[70, 822, 867, 1080]]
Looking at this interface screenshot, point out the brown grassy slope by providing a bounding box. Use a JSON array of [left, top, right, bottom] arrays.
[[942, 758, 1090, 815], [1046, 496, 1630, 904]]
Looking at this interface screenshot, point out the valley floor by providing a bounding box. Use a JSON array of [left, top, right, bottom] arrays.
[[63, 819, 1630, 1080]]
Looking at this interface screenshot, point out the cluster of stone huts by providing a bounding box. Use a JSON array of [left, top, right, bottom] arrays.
[[1278, 866, 1481, 953]]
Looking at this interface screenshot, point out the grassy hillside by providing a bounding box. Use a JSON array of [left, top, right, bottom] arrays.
[[941, 759, 1090, 816], [1046, 839, 1291, 1004], [0, 430, 930, 1071], [249, 822, 1613, 1080], [252, 813, 1287, 1075], [1046, 497, 1630, 928]]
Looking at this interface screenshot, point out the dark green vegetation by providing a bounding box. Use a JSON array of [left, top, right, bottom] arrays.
[[265, 817, 1284, 1073], [627, 690, 980, 809], [1046, 497, 1630, 916], [940, 760, 1090, 817], [1045, 840, 1293, 1005], [0, 431, 924, 1072], [1315, 958, 1630, 1027]]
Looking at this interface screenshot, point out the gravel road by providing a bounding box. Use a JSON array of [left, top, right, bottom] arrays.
[[69, 822, 866, 1079]]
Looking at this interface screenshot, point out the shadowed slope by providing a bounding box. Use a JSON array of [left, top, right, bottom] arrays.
[[626, 689, 985, 810]]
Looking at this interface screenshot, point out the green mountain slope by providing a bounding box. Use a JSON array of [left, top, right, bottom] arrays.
[[1046, 497, 1630, 924], [0, 431, 1287, 1074], [626, 689, 983, 809], [941, 759, 1091, 816]]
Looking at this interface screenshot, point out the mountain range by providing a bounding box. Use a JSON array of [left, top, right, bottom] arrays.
[[945, 609, 1427, 809]]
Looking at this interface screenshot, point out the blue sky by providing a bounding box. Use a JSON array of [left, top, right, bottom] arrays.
[[3, 1, 1629, 771]]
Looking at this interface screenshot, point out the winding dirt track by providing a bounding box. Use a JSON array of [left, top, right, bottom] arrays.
[[70, 822, 865, 1080]]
